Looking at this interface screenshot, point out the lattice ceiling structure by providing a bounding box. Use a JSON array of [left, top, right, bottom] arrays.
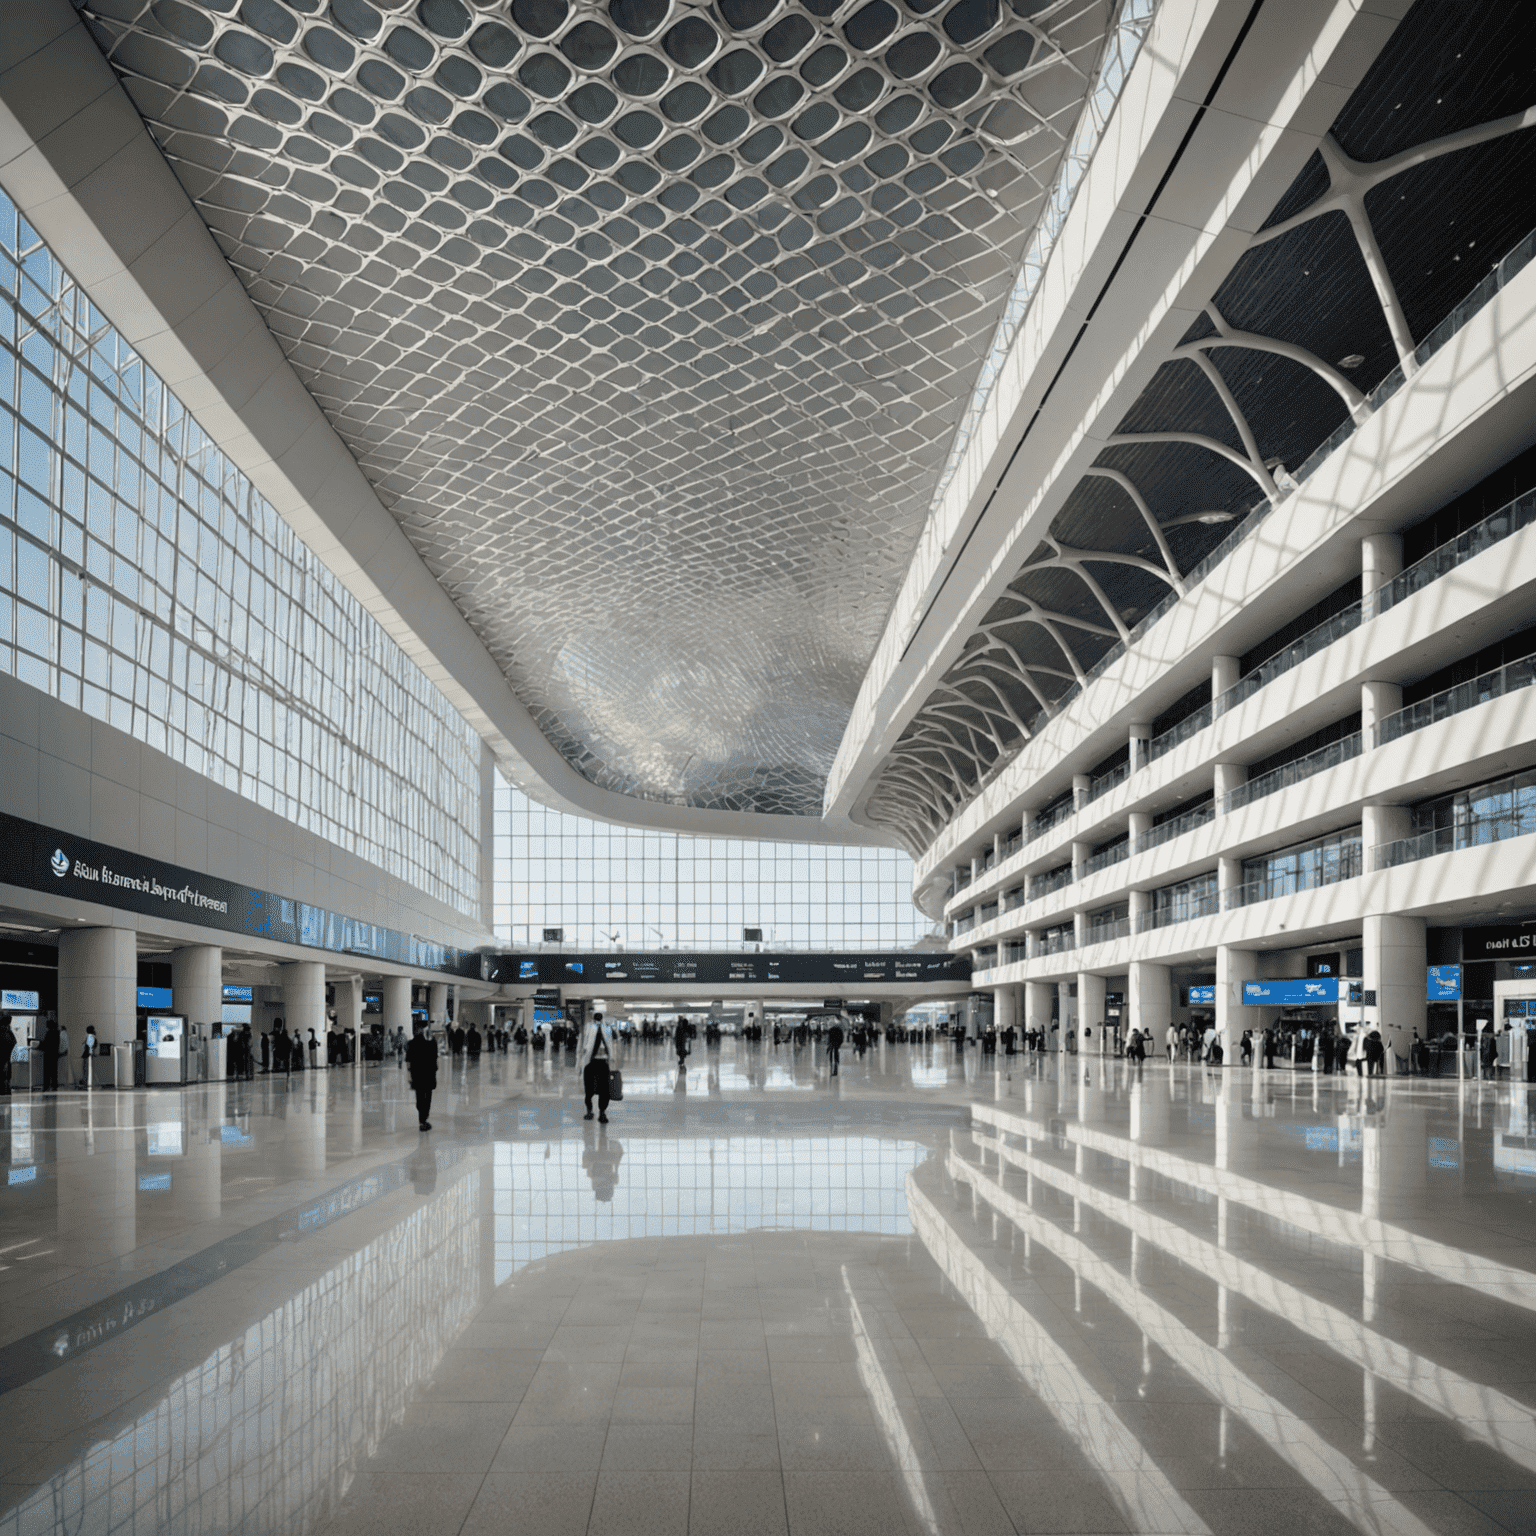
[[862, 0, 1536, 854], [74, 0, 1123, 816]]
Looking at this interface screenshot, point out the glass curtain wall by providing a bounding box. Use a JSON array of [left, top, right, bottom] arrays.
[[0, 190, 483, 913], [492, 771, 936, 950]]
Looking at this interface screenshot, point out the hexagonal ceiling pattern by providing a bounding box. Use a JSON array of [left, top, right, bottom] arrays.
[[73, 0, 1117, 816]]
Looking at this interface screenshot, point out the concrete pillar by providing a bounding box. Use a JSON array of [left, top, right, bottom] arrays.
[[282, 961, 326, 1038], [429, 981, 449, 1027], [1363, 913, 1426, 1072], [1025, 981, 1054, 1039], [1362, 803, 1412, 869], [1211, 654, 1239, 703], [1128, 811, 1151, 854], [1218, 855, 1243, 912], [993, 986, 1016, 1036], [1077, 972, 1106, 1054], [1216, 946, 1254, 1065], [1073, 911, 1087, 950], [1214, 761, 1247, 814], [171, 945, 221, 1032], [1057, 981, 1075, 1051], [1129, 723, 1152, 771], [520, 997, 534, 1033], [382, 974, 412, 1035], [1071, 840, 1090, 881], [58, 927, 137, 1046], [1361, 679, 1404, 747], [1361, 532, 1403, 601], [745, 1000, 766, 1034], [1129, 960, 1171, 1042], [1072, 773, 1091, 811], [333, 976, 363, 1041], [1128, 888, 1150, 934]]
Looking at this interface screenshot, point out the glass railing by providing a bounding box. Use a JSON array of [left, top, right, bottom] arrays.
[[1002, 830, 1023, 858], [1223, 733, 1362, 813], [1027, 801, 1076, 845], [1004, 940, 1029, 964], [954, 869, 972, 891], [1224, 856, 1362, 909], [1003, 885, 1027, 910], [1142, 893, 1221, 930], [1083, 841, 1129, 877], [1373, 765, 1536, 869], [1133, 802, 1214, 853], [953, 914, 976, 935], [979, 901, 999, 922], [1374, 488, 1536, 618], [1037, 930, 1077, 956], [1217, 603, 1364, 718], [1376, 652, 1536, 747], [1084, 915, 1133, 944], [1083, 760, 1130, 806], [1029, 867, 1075, 900], [1146, 703, 1213, 764], [972, 945, 998, 967]]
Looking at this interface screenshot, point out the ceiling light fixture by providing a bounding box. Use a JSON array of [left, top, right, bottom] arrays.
[[1165, 510, 1237, 527], [1338, 353, 1365, 368]]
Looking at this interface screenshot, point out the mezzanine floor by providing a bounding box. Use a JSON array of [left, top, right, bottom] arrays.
[[1, 1042, 1534, 1536]]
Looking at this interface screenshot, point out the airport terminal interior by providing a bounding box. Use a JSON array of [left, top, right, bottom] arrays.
[[4, 0, 1536, 1531]]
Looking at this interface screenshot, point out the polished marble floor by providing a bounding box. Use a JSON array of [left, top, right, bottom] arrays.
[[2, 1041, 1536, 1535]]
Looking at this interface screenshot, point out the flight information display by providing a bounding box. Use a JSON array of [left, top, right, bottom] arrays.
[[485, 951, 972, 987]]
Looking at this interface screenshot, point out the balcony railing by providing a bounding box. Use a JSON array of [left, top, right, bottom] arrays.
[[1003, 884, 1026, 911], [954, 868, 972, 891], [1002, 829, 1023, 858], [1083, 841, 1129, 877], [1376, 652, 1536, 748], [972, 945, 998, 967], [1027, 800, 1076, 845], [1084, 915, 1133, 944], [1003, 940, 1029, 964], [1223, 733, 1362, 813], [1218, 602, 1364, 719], [979, 901, 999, 923], [1374, 488, 1536, 619], [1224, 856, 1362, 909], [953, 913, 976, 936], [1134, 801, 1215, 854], [1029, 867, 1075, 900], [1037, 929, 1077, 957], [1373, 765, 1536, 869], [1142, 893, 1221, 930], [1146, 702, 1214, 765], [1083, 760, 1130, 806]]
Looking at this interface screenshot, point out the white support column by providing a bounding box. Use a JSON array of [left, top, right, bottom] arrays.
[[1363, 913, 1426, 1073], [429, 981, 449, 1029], [1213, 761, 1247, 814], [1362, 803, 1412, 871], [333, 976, 364, 1045], [1128, 810, 1150, 855], [281, 962, 326, 1037], [171, 945, 222, 1033], [1072, 773, 1091, 811], [382, 975, 412, 1036], [1057, 981, 1075, 1052], [1361, 532, 1403, 604], [1077, 972, 1106, 1055], [1025, 981, 1054, 1041], [1070, 840, 1091, 881], [58, 927, 137, 1046], [1216, 946, 1254, 1066], [1218, 855, 1243, 912], [993, 986, 1016, 1039], [1129, 722, 1152, 771], [1212, 654, 1239, 705], [1128, 960, 1170, 1043], [1361, 679, 1403, 745], [1128, 887, 1150, 936]]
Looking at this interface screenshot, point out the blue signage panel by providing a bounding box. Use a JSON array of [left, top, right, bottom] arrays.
[[1187, 985, 1216, 1005], [221, 984, 253, 1002], [1426, 964, 1462, 1001], [1, 989, 39, 1011], [1242, 979, 1343, 1006], [137, 986, 173, 1009]]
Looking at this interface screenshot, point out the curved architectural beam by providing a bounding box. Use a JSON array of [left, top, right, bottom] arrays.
[[1103, 432, 1281, 500], [1080, 467, 1187, 591]]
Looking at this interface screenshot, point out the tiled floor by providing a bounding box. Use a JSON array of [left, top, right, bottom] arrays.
[[2, 1041, 1535, 1534]]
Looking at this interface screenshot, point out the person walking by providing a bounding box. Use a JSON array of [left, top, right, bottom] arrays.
[[405, 1022, 438, 1131], [1, 1013, 14, 1097], [581, 1010, 616, 1123], [827, 1019, 844, 1076], [674, 1016, 691, 1073], [1480, 1026, 1499, 1081], [57, 1022, 72, 1087], [41, 1017, 60, 1092], [1365, 1028, 1385, 1078]]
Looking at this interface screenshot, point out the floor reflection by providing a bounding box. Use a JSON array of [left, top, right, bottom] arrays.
[[1, 1047, 1534, 1534]]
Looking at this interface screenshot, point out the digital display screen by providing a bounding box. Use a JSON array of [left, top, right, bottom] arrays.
[[222, 985, 253, 1002], [486, 952, 973, 987], [1, 989, 39, 1011], [146, 1017, 182, 1059], [138, 986, 173, 1009]]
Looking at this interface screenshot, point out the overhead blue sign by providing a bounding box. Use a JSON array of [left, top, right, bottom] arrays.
[[1426, 965, 1461, 1001], [1, 989, 39, 1011], [221, 985, 253, 1002], [137, 986, 173, 1009], [1187, 985, 1216, 1005], [1242, 979, 1343, 1006]]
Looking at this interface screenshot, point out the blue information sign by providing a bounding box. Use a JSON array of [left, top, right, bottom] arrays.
[[1241, 979, 1343, 1006], [1187, 985, 1216, 1005], [1426, 965, 1462, 1001], [221, 984, 254, 1002], [137, 985, 173, 1009]]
